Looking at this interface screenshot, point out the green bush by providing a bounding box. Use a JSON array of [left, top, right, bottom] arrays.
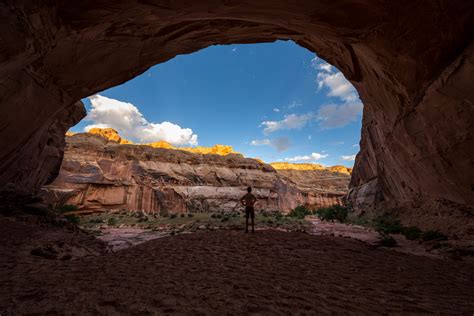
[[56, 204, 78, 213], [274, 212, 284, 220], [187, 213, 194, 217], [287, 205, 312, 219], [421, 230, 448, 242], [107, 217, 118, 226], [65, 215, 80, 225], [180, 214, 185, 217], [402, 226, 422, 240], [314, 205, 348, 223], [371, 213, 403, 234], [170, 214, 178, 219], [380, 235, 397, 247]]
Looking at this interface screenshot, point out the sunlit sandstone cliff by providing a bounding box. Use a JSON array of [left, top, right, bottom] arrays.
[[270, 162, 353, 175], [41, 132, 350, 213], [87, 128, 238, 156]]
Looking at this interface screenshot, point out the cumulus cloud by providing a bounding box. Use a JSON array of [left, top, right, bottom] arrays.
[[312, 56, 357, 102], [311, 56, 364, 129], [317, 72, 358, 102], [341, 154, 356, 161], [273, 108, 280, 112], [260, 113, 313, 134], [316, 101, 363, 129], [250, 137, 291, 152], [84, 95, 198, 146], [285, 152, 328, 162]]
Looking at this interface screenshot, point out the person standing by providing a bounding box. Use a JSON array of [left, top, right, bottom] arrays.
[[240, 187, 257, 233]]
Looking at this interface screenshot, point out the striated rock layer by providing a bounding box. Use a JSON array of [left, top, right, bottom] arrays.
[[41, 133, 348, 213], [0, 1, 473, 231]]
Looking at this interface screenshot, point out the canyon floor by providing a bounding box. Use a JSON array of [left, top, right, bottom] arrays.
[[1, 216, 474, 314]]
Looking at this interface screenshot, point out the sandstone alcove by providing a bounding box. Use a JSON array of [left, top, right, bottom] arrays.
[[0, 1, 473, 233]]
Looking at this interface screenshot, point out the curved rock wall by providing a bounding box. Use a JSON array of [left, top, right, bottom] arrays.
[[0, 1, 473, 228]]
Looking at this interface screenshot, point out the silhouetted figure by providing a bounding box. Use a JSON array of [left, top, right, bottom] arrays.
[[240, 186, 257, 233]]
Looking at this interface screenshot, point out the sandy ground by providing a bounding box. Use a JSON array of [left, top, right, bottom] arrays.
[[1, 216, 473, 315]]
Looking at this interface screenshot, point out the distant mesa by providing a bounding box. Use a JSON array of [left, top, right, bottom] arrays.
[[270, 162, 352, 175], [328, 165, 353, 175], [87, 127, 134, 145], [82, 127, 238, 156]]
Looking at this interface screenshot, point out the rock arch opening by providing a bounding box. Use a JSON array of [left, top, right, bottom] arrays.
[[45, 41, 359, 215], [0, 1, 472, 234]]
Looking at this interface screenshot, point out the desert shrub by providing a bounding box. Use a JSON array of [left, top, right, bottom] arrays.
[[314, 205, 348, 223], [65, 215, 80, 225], [287, 205, 312, 219], [371, 213, 403, 234], [170, 214, 178, 219], [56, 204, 78, 213], [180, 214, 185, 217], [88, 218, 103, 224], [273, 212, 283, 220], [379, 234, 397, 247], [221, 216, 229, 222], [421, 230, 448, 242], [402, 226, 422, 240], [107, 217, 118, 226], [187, 213, 194, 217]]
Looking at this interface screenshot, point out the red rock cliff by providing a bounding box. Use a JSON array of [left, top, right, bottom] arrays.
[[41, 133, 349, 214]]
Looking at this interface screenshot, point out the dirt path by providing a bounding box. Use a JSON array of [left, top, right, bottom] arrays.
[[1, 217, 473, 314]]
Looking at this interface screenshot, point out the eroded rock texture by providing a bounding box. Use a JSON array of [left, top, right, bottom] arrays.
[[41, 133, 348, 213], [0, 1, 473, 229]]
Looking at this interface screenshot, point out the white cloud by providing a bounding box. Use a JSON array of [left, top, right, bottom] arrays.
[[352, 144, 359, 148], [250, 137, 291, 152], [260, 113, 313, 134], [312, 56, 358, 102], [250, 139, 271, 146], [285, 152, 328, 162], [341, 154, 356, 161], [84, 95, 198, 146], [316, 101, 363, 129], [287, 100, 302, 109], [311, 57, 333, 73], [273, 108, 280, 112], [317, 71, 358, 102], [311, 56, 364, 129]]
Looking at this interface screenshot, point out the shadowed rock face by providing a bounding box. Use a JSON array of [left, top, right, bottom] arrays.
[[0, 1, 473, 225], [41, 133, 348, 213]]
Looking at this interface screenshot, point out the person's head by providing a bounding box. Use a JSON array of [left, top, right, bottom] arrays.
[[247, 186, 252, 193]]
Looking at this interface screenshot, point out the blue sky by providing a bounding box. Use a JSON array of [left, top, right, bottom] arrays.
[[71, 40, 362, 166]]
